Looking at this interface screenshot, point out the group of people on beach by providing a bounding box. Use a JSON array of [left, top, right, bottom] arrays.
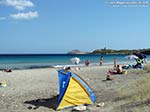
[[106, 53, 147, 80], [66, 53, 147, 81]]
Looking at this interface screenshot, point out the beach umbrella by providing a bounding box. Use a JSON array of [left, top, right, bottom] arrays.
[[70, 57, 80, 65], [134, 53, 146, 59], [125, 55, 138, 60]]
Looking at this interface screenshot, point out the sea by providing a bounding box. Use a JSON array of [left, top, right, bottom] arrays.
[[0, 54, 149, 70]]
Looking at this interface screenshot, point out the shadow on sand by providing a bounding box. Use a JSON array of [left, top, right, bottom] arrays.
[[24, 95, 59, 110]]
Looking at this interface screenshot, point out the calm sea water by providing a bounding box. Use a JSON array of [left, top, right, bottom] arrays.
[[0, 54, 149, 70]]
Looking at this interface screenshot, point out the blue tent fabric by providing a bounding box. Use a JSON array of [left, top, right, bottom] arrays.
[[56, 70, 96, 109], [58, 70, 71, 93], [56, 70, 71, 108]]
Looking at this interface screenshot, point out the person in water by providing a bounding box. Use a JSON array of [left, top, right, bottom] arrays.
[[113, 58, 117, 68], [85, 60, 90, 66], [100, 56, 104, 66]]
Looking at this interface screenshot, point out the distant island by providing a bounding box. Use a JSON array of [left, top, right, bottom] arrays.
[[67, 49, 89, 54], [68, 48, 150, 55]]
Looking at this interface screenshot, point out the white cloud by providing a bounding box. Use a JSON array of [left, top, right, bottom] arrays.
[[0, 0, 34, 10], [10, 11, 38, 20], [0, 17, 6, 20]]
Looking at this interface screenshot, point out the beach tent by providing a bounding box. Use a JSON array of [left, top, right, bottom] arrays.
[[56, 70, 96, 110]]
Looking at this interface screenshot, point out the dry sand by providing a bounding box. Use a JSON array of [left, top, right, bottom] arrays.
[[0, 65, 148, 112]]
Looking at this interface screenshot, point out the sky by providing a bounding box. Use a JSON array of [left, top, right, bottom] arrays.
[[0, 0, 150, 54]]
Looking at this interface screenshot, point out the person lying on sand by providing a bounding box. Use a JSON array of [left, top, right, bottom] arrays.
[[108, 65, 123, 75], [3, 68, 12, 73], [62, 66, 71, 72], [65, 66, 71, 71]]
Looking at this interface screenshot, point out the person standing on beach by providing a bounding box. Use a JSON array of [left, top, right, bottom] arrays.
[[113, 58, 117, 68], [85, 60, 90, 66], [100, 56, 104, 66]]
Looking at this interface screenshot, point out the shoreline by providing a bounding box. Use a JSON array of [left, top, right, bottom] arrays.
[[0, 54, 149, 70], [0, 61, 136, 70]]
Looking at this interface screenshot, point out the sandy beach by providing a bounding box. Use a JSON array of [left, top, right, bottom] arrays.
[[1, 0, 150, 111], [0, 65, 150, 112]]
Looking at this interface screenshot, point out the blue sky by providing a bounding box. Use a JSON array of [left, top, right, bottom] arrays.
[[0, 0, 150, 54]]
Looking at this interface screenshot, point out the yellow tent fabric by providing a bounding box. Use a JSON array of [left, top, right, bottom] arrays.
[[57, 77, 93, 110]]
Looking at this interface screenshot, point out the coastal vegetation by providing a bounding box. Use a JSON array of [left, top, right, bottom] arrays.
[[92, 48, 150, 55], [117, 64, 150, 111], [68, 48, 150, 55], [131, 75, 150, 101]]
